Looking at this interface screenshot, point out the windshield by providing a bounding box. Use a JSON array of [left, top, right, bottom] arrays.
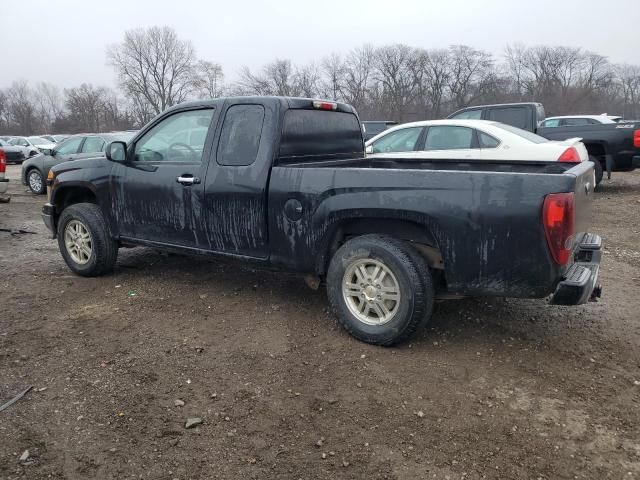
[[27, 136, 50, 145], [491, 123, 548, 144]]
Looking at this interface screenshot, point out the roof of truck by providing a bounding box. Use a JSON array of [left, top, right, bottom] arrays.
[[166, 96, 357, 115]]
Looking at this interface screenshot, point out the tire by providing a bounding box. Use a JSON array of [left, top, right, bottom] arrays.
[[56, 203, 118, 277], [26, 168, 46, 195], [590, 155, 603, 187], [327, 234, 434, 346]]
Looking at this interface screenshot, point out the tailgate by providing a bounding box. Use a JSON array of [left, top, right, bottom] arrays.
[[566, 161, 596, 236]]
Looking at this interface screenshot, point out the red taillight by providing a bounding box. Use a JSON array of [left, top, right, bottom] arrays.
[[557, 147, 580, 163], [633, 129, 640, 148], [542, 193, 575, 265], [312, 100, 338, 111], [0, 149, 6, 173]]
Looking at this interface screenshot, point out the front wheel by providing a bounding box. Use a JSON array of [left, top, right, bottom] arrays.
[[327, 235, 434, 346], [57, 203, 118, 276], [27, 169, 46, 194]]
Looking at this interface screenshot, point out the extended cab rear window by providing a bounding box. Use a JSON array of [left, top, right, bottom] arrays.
[[279, 110, 363, 161], [217, 104, 265, 166]]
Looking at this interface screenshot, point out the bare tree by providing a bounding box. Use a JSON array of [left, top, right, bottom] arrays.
[[504, 44, 527, 100], [415, 48, 450, 118], [61, 84, 131, 133], [320, 53, 343, 101], [294, 63, 321, 98], [236, 59, 298, 96], [34, 82, 63, 133], [447, 45, 494, 109], [374, 44, 419, 120], [107, 26, 198, 116], [195, 60, 225, 99], [341, 45, 376, 115], [5, 80, 41, 134], [615, 64, 640, 118]]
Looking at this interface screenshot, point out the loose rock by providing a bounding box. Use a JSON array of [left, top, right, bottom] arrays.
[[174, 399, 185, 407], [185, 417, 203, 429], [19, 450, 30, 462]]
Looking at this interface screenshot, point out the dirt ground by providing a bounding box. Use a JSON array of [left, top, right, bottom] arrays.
[[1, 163, 639, 480]]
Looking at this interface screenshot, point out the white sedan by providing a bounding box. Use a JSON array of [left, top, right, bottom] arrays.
[[9, 136, 57, 157], [365, 119, 589, 164]]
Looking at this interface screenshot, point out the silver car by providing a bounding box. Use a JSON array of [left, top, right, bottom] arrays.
[[21, 132, 136, 194]]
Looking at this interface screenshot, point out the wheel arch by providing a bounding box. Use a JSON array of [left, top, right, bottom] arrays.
[[583, 141, 608, 159], [49, 185, 99, 235], [316, 214, 445, 277]]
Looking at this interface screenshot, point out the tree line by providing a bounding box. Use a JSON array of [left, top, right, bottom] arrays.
[[1, 26, 640, 135]]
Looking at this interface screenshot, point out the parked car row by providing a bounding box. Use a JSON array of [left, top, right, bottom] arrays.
[[364, 103, 640, 186], [0, 134, 70, 161], [21, 131, 136, 194], [447, 102, 640, 181]]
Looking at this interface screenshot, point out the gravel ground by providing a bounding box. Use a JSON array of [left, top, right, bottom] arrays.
[[1, 163, 639, 480]]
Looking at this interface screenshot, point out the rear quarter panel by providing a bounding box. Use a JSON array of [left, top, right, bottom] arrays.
[[269, 165, 580, 298]]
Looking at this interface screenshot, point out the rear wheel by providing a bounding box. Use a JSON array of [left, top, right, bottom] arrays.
[[590, 155, 603, 187], [27, 169, 46, 194], [327, 235, 434, 346], [57, 203, 118, 277]]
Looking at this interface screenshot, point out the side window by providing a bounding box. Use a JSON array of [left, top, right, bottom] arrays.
[[81, 137, 105, 154], [450, 109, 482, 120], [217, 105, 265, 166], [542, 119, 560, 128], [371, 127, 422, 154], [19, 139, 29, 147], [561, 118, 592, 127], [478, 131, 499, 148], [424, 126, 474, 150], [487, 107, 528, 129], [55, 137, 83, 155], [134, 109, 215, 162]]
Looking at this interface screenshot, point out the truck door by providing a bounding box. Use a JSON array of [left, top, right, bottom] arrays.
[[201, 102, 271, 258], [111, 107, 216, 249]]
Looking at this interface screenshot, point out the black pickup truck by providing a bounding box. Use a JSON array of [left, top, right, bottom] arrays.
[[448, 102, 640, 184], [43, 96, 602, 346]]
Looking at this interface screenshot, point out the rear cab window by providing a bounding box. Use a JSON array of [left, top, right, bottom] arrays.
[[279, 109, 362, 162], [487, 107, 530, 130]]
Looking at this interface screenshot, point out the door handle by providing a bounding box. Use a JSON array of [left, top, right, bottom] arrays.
[[176, 175, 201, 185]]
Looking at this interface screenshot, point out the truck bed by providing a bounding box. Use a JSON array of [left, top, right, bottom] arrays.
[[268, 158, 595, 298]]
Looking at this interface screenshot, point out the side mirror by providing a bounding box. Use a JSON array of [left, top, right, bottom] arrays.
[[365, 145, 374, 154], [42, 148, 54, 156], [105, 141, 127, 162]]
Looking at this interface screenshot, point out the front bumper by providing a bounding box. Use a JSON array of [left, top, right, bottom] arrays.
[[550, 233, 602, 305], [42, 203, 56, 237]]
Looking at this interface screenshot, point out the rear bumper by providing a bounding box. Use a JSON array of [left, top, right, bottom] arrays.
[[0, 178, 8, 194], [632, 156, 640, 169], [550, 233, 602, 305], [42, 203, 56, 237]]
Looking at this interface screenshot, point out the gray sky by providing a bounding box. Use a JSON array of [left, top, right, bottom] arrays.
[[1, 0, 639, 89]]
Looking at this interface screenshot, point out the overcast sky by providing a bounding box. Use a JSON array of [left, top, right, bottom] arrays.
[[1, 0, 639, 90]]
